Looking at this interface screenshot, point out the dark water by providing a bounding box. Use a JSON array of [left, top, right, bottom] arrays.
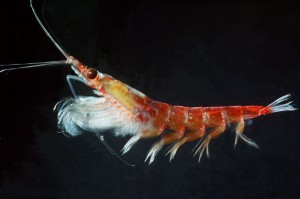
[[0, 0, 299, 198]]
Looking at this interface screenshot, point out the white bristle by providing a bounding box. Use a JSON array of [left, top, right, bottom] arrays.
[[55, 96, 146, 138]]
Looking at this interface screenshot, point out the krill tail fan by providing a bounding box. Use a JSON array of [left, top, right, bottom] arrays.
[[261, 94, 297, 114]]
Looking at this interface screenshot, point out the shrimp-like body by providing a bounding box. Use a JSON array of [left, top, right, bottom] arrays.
[[2, 1, 294, 165], [57, 56, 296, 164]]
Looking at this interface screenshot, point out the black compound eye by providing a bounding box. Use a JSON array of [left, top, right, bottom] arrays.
[[87, 68, 98, 79]]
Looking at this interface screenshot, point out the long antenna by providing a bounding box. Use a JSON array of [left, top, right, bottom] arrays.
[[30, 0, 69, 58], [42, 0, 68, 56]]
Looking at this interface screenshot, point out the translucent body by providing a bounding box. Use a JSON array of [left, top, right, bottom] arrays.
[[1, 0, 296, 165], [56, 56, 296, 164]]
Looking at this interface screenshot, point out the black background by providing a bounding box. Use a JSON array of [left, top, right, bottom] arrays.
[[0, 0, 299, 198]]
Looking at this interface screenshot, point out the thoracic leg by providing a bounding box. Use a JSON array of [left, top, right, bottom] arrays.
[[194, 125, 226, 162], [166, 125, 206, 161], [122, 134, 140, 154], [66, 75, 87, 99]]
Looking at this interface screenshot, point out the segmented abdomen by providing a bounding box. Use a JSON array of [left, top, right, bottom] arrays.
[[141, 101, 274, 164], [149, 102, 264, 133]]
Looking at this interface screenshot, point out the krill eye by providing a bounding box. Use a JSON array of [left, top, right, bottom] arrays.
[[87, 68, 97, 79]]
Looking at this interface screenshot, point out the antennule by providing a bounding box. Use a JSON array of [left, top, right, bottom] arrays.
[[30, 0, 69, 58], [0, 60, 68, 74]]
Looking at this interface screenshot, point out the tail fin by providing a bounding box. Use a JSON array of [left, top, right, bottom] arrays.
[[264, 94, 297, 114]]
